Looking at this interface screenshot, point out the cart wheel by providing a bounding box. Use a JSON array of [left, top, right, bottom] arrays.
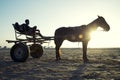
[[30, 44, 43, 58], [10, 43, 29, 62]]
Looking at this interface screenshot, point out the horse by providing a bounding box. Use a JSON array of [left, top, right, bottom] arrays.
[[54, 16, 110, 63]]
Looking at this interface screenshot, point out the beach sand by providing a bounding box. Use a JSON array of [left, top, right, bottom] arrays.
[[0, 48, 120, 80]]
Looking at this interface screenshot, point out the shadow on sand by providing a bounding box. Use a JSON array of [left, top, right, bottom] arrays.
[[69, 63, 87, 80]]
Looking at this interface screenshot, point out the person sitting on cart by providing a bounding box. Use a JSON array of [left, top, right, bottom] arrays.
[[14, 19, 51, 40], [20, 19, 44, 38]]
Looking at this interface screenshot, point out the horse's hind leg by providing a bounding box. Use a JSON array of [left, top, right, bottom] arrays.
[[54, 38, 63, 60]]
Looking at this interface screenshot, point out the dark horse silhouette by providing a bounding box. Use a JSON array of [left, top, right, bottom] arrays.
[[54, 16, 110, 63]]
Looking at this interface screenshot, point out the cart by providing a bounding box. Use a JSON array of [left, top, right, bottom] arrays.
[[6, 24, 54, 62]]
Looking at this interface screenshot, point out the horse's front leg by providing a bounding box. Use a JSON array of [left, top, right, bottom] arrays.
[[82, 41, 89, 63]]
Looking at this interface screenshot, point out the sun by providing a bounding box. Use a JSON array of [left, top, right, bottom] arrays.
[[89, 28, 108, 48], [90, 31, 103, 39], [90, 27, 104, 38]]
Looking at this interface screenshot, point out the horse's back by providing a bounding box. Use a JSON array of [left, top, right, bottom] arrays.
[[55, 25, 86, 36], [55, 27, 71, 36]]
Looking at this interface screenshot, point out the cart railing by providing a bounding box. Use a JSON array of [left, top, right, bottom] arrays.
[[6, 24, 54, 44]]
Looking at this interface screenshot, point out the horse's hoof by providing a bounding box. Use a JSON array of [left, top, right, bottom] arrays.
[[56, 58, 61, 61], [56, 59, 59, 61], [84, 59, 89, 63]]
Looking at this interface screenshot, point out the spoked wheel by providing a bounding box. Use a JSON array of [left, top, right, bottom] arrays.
[[30, 44, 43, 58], [10, 43, 29, 62]]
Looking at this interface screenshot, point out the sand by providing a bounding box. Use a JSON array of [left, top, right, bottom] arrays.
[[0, 48, 120, 80]]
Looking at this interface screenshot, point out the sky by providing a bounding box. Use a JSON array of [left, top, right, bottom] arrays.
[[0, 0, 120, 48]]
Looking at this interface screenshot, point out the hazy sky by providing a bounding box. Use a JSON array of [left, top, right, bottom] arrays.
[[0, 0, 120, 48]]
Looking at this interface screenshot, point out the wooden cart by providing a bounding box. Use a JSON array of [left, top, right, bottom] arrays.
[[6, 24, 54, 62]]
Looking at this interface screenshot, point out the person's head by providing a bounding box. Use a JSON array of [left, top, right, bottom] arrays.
[[15, 22, 19, 26], [25, 19, 29, 25]]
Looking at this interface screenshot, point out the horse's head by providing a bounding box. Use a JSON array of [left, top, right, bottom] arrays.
[[97, 16, 110, 31]]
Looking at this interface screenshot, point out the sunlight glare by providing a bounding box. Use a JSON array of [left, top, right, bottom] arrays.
[[90, 27, 105, 40], [89, 27, 108, 48], [79, 34, 83, 39]]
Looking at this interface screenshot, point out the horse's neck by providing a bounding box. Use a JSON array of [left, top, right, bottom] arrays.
[[86, 19, 98, 32]]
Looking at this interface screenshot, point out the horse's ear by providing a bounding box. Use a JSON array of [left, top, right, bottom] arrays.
[[97, 15, 100, 18], [97, 15, 102, 18]]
